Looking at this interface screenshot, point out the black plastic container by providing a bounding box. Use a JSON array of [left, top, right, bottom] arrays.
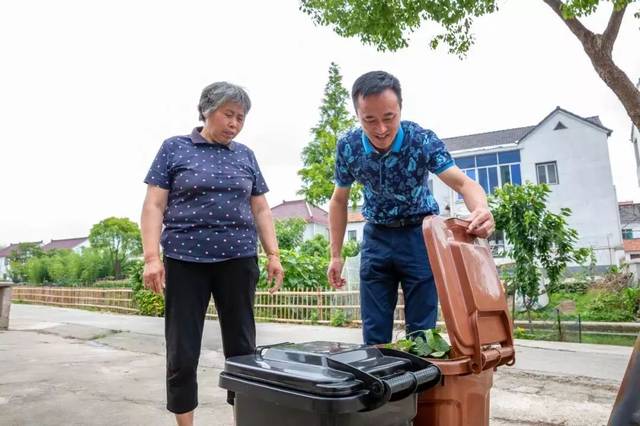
[[219, 341, 441, 426]]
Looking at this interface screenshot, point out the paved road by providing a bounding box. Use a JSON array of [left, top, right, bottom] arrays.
[[0, 304, 634, 425]]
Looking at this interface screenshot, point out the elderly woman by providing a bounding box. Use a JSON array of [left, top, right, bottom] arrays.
[[141, 82, 284, 425]]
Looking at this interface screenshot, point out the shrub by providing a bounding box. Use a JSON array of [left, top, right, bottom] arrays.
[[258, 250, 329, 290], [330, 309, 347, 327], [342, 240, 360, 258], [583, 288, 640, 322], [128, 260, 164, 317], [299, 234, 330, 258]]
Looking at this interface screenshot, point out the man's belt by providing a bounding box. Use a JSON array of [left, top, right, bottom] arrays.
[[378, 216, 426, 228]]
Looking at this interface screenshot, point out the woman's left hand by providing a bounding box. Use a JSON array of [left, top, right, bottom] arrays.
[[266, 255, 284, 294]]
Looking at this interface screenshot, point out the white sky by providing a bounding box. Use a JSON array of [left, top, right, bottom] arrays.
[[1, 0, 639, 245]]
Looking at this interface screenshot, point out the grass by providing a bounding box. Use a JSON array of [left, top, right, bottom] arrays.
[[513, 289, 637, 322], [515, 329, 638, 347]]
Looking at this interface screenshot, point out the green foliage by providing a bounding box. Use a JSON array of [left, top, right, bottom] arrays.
[[89, 217, 142, 279], [330, 309, 347, 327], [297, 62, 362, 207], [308, 310, 319, 325], [513, 289, 640, 322], [18, 248, 112, 286], [258, 250, 329, 290], [584, 288, 640, 322], [384, 329, 451, 359], [8, 242, 45, 282], [128, 260, 165, 316], [299, 1, 638, 55], [300, 0, 498, 55], [491, 183, 588, 316], [341, 240, 360, 258], [299, 234, 330, 258], [275, 218, 307, 251]]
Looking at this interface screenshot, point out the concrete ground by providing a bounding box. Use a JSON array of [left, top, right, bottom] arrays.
[[0, 304, 634, 425]]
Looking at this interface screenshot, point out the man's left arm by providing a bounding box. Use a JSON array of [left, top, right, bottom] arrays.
[[437, 166, 495, 238]]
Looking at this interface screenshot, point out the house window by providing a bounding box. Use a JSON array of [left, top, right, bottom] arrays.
[[536, 162, 559, 185], [622, 229, 634, 240], [630, 253, 640, 260], [348, 230, 357, 241], [488, 230, 506, 257], [456, 150, 521, 198]]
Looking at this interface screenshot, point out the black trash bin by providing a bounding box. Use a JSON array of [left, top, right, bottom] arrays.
[[219, 341, 441, 426]]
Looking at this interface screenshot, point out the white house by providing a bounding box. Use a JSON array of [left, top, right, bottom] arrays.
[[270, 200, 329, 240], [0, 241, 43, 281], [431, 107, 625, 267], [631, 79, 640, 187], [340, 206, 365, 243], [42, 237, 90, 254]]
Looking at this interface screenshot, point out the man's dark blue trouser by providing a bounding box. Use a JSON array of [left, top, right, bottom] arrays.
[[360, 222, 438, 345]]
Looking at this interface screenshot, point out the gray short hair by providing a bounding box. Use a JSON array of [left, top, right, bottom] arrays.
[[198, 82, 251, 121]]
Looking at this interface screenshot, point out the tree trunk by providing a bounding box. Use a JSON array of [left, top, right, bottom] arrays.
[[543, 0, 640, 131], [114, 258, 122, 280], [527, 305, 534, 333], [582, 41, 640, 131]]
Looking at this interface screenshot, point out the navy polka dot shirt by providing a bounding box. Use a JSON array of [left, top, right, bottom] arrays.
[[144, 127, 269, 263]]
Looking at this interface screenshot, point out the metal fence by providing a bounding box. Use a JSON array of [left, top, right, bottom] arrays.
[[12, 286, 406, 325]]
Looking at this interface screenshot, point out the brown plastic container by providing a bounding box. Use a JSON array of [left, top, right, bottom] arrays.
[[414, 216, 516, 426]]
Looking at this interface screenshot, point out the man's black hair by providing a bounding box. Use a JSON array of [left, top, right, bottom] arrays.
[[351, 71, 402, 111]]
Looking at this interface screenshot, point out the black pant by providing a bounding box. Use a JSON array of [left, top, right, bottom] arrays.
[[164, 256, 259, 414]]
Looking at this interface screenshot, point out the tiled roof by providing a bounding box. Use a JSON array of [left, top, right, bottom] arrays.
[[42, 237, 89, 251], [443, 125, 534, 152], [271, 200, 328, 226], [347, 211, 365, 223], [443, 107, 610, 153], [0, 241, 43, 258], [623, 239, 640, 253]]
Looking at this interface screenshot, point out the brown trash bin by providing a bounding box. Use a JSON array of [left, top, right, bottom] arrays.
[[414, 216, 516, 426]]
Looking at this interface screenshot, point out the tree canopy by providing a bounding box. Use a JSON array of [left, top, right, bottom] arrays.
[[300, 1, 640, 130]]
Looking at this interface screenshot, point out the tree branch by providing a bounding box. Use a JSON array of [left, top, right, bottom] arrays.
[[602, 3, 626, 54], [542, 0, 594, 45]]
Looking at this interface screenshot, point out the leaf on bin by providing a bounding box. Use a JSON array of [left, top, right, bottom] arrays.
[[412, 336, 432, 357], [427, 330, 451, 354], [430, 351, 446, 358], [395, 339, 415, 353]]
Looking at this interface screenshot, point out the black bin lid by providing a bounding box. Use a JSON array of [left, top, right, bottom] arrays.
[[223, 341, 412, 397]]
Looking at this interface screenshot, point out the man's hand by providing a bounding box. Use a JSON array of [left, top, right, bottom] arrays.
[[266, 255, 284, 294], [327, 257, 346, 289], [467, 207, 495, 238], [143, 257, 165, 294]]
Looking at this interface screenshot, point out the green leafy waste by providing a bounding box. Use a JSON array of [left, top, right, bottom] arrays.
[[384, 329, 451, 359]]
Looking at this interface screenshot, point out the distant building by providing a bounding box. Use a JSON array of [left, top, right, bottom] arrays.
[[345, 208, 365, 243], [432, 106, 624, 267], [270, 200, 329, 240], [0, 241, 43, 281], [42, 237, 90, 254], [631, 79, 640, 186]]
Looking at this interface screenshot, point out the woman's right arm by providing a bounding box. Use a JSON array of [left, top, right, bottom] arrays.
[[141, 185, 169, 294]]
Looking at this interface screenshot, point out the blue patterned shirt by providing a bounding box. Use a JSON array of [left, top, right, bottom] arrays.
[[144, 128, 268, 263], [335, 121, 454, 224]]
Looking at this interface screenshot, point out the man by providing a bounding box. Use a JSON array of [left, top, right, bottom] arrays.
[[327, 71, 494, 345]]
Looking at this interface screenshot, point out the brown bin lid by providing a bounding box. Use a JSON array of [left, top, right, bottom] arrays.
[[423, 216, 515, 374]]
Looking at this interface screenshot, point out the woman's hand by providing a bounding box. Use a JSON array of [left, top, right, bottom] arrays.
[[143, 257, 165, 294], [266, 254, 284, 294]]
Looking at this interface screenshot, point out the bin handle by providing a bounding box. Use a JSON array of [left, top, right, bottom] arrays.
[[383, 365, 440, 402]]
